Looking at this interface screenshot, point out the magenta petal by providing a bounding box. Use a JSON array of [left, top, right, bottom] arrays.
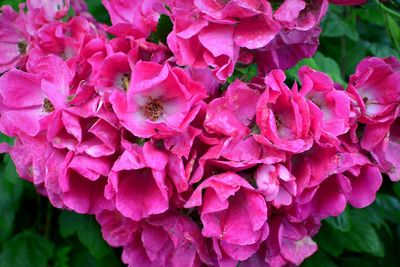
[[349, 165, 382, 208]]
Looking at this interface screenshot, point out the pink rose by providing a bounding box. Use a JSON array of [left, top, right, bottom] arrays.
[[0, 5, 29, 73], [274, 0, 328, 31], [348, 57, 400, 124], [361, 117, 400, 181], [254, 27, 321, 74], [57, 152, 114, 214], [105, 141, 170, 221], [299, 66, 351, 142], [121, 212, 211, 267], [264, 217, 318, 266], [185, 172, 269, 263], [256, 70, 313, 153], [111, 61, 207, 138], [102, 0, 166, 38], [0, 55, 73, 136], [205, 80, 260, 140], [256, 164, 297, 208]]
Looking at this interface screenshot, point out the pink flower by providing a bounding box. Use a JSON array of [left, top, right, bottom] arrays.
[[204, 80, 260, 140], [193, 0, 268, 20], [255, 164, 297, 207], [93, 52, 132, 94], [121, 212, 211, 267], [47, 98, 120, 157], [274, 0, 328, 31], [348, 57, 400, 124], [0, 55, 73, 136], [167, 12, 239, 81], [9, 133, 53, 186], [256, 70, 313, 153], [167, 2, 279, 80], [185, 67, 221, 97], [0, 5, 29, 73], [105, 141, 170, 221], [299, 66, 351, 141], [96, 209, 140, 247], [185, 172, 269, 263], [57, 152, 114, 214], [192, 0, 280, 49], [111, 61, 207, 138], [346, 164, 382, 208], [26, 0, 70, 32], [361, 117, 400, 181], [254, 27, 321, 74], [25, 16, 103, 71], [205, 136, 285, 172], [102, 0, 166, 38], [264, 217, 318, 266], [295, 173, 351, 219]]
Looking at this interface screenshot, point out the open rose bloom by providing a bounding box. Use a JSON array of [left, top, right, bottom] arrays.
[[0, 0, 397, 266]]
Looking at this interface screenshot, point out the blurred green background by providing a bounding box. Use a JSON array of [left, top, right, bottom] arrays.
[[0, 0, 400, 266]]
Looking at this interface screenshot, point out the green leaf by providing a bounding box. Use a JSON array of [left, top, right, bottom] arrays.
[[0, 155, 23, 242], [0, 133, 14, 145], [337, 256, 381, 267], [393, 183, 400, 198], [59, 211, 111, 259], [151, 14, 173, 44], [321, 11, 359, 41], [326, 207, 351, 232], [302, 251, 338, 267], [59, 211, 81, 238], [285, 52, 346, 87], [339, 210, 384, 257], [77, 216, 112, 258], [0, 0, 25, 10], [314, 224, 344, 257], [383, 12, 400, 52], [360, 40, 400, 58], [372, 194, 400, 224], [86, 0, 110, 24], [224, 63, 259, 91], [71, 250, 123, 267], [0, 231, 54, 267], [313, 53, 346, 87], [54, 246, 72, 267], [356, 3, 385, 26]]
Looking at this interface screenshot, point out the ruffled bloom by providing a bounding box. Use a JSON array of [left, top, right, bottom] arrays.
[[105, 141, 170, 221], [121, 212, 211, 267], [102, 0, 165, 38], [361, 117, 400, 181], [256, 70, 313, 153], [348, 57, 400, 124], [111, 61, 207, 138], [185, 172, 269, 264], [0, 5, 29, 73], [0, 55, 73, 136], [299, 66, 351, 143]]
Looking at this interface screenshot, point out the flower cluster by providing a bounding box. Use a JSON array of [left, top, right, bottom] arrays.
[[0, 0, 395, 267]]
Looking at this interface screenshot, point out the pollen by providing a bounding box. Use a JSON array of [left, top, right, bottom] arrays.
[[143, 97, 164, 121], [275, 114, 283, 129], [121, 74, 130, 91], [18, 41, 27, 55], [43, 98, 55, 113]]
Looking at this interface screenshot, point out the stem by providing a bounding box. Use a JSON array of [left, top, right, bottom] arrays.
[[379, 2, 400, 19]]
